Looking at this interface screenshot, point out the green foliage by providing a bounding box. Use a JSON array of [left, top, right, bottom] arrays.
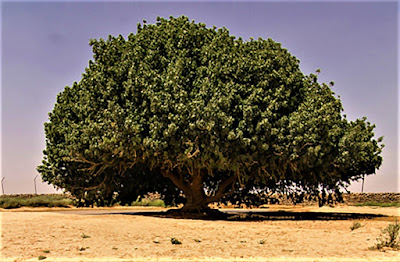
[[38, 256, 47, 260], [350, 221, 363, 231], [171, 238, 182, 245], [131, 199, 165, 207], [81, 233, 91, 239], [0, 195, 72, 209], [38, 16, 383, 211], [374, 221, 400, 250]]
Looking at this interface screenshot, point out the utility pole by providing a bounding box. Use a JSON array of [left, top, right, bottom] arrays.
[[1, 177, 5, 195], [34, 175, 39, 195], [361, 174, 365, 193]]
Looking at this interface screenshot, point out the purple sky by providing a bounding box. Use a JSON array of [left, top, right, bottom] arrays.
[[1, 1, 398, 194]]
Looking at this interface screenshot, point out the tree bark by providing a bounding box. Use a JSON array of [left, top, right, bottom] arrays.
[[181, 173, 209, 213], [162, 169, 236, 214]]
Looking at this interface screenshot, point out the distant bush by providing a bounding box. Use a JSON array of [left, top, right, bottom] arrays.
[[0, 194, 72, 209], [131, 199, 165, 207]]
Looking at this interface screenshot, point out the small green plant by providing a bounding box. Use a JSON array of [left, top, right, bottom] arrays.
[[38, 256, 47, 260], [282, 249, 294, 252], [194, 239, 201, 243], [171, 238, 182, 245], [259, 240, 266, 244], [42, 250, 50, 254], [81, 233, 91, 239], [351, 221, 363, 231], [131, 199, 165, 207], [374, 220, 400, 250]]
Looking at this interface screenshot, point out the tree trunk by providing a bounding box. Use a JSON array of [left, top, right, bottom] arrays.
[[162, 169, 236, 216], [181, 172, 209, 213]]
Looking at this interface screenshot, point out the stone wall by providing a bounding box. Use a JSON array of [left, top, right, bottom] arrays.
[[342, 193, 400, 205], [268, 193, 400, 206]]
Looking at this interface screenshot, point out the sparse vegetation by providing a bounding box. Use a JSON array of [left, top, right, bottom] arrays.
[[171, 238, 182, 245], [131, 199, 165, 207], [81, 233, 91, 239], [0, 194, 72, 209], [373, 220, 400, 250], [350, 221, 363, 231], [282, 249, 294, 252], [259, 240, 266, 244], [42, 250, 50, 254], [38, 256, 46, 260]]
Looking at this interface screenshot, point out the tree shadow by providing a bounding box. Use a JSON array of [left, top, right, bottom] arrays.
[[106, 209, 387, 221], [224, 211, 387, 221]]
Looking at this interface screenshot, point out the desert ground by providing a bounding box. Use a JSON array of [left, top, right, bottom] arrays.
[[1, 205, 399, 261]]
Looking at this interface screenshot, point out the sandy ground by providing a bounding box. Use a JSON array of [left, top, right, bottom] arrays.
[[1, 205, 399, 261]]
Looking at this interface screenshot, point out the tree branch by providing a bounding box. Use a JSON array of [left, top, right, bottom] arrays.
[[162, 170, 189, 193], [70, 175, 108, 191], [273, 151, 284, 156], [206, 176, 237, 204], [300, 142, 313, 151]]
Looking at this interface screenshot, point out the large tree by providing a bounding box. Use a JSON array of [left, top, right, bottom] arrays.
[[38, 16, 383, 213]]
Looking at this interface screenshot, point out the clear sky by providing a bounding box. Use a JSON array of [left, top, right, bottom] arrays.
[[1, 1, 398, 194]]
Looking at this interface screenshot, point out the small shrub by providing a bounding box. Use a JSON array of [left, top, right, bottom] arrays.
[[149, 199, 166, 207], [171, 238, 182, 245], [194, 239, 201, 243], [81, 233, 91, 239], [42, 250, 50, 254], [0, 199, 22, 209], [374, 220, 400, 250], [131, 199, 165, 207], [259, 240, 266, 244], [351, 221, 363, 231], [38, 256, 46, 260]]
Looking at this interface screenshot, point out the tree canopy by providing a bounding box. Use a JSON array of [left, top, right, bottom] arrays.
[[38, 16, 383, 212]]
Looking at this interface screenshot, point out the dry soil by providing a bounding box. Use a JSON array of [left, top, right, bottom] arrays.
[[1, 205, 399, 261]]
